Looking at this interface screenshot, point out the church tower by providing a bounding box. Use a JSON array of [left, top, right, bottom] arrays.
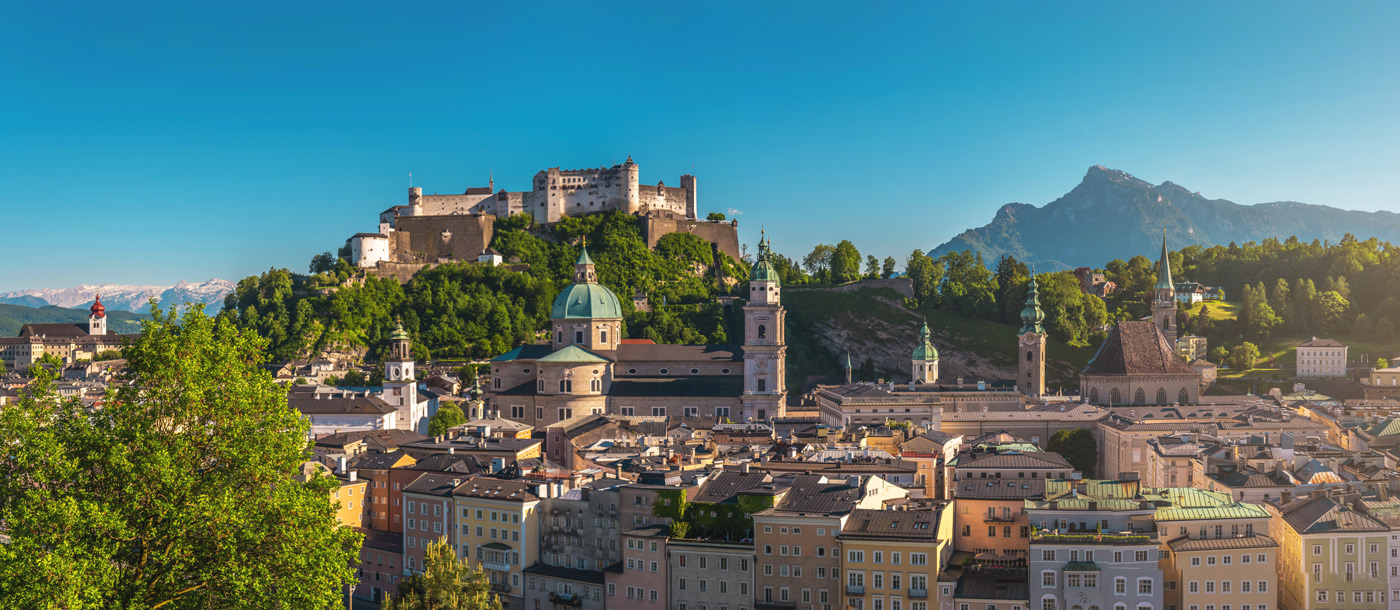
[[1018, 273, 1047, 396], [383, 318, 419, 430], [741, 231, 787, 421], [911, 321, 939, 385], [88, 293, 107, 336], [1152, 234, 1178, 344]]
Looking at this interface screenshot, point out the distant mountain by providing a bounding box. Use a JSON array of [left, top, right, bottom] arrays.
[[0, 304, 148, 338], [0, 279, 235, 313], [931, 166, 1400, 270]]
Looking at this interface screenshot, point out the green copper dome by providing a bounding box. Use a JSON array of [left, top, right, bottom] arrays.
[[551, 283, 623, 320], [749, 232, 781, 286], [1020, 274, 1045, 335], [912, 321, 938, 361], [389, 318, 410, 341]]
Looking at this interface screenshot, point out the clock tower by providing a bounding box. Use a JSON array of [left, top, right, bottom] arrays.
[[741, 231, 787, 421]]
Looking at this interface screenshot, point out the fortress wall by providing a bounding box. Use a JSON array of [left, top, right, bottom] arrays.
[[785, 277, 914, 299], [418, 193, 494, 216], [641, 216, 741, 262], [637, 185, 692, 217], [389, 215, 494, 264]]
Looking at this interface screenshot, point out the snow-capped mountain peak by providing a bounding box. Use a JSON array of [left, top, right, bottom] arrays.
[[0, 279, 235, 312]]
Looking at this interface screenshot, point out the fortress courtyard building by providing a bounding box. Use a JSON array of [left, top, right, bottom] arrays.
[[486, 235, 788, 428]]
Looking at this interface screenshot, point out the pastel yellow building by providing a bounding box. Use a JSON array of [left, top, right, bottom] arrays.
[[838, 505, 955, 610], [452, 477, 541, 608], [1268, 491, 1390, 610]]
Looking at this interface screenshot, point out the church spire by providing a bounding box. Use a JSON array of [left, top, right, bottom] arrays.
[[1020, 272, 1045, 335], [1155, 231, 1174, 292], [575, 238, 598, 283]]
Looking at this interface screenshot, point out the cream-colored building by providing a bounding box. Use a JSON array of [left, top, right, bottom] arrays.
[[1154, 488, 1277, 610], [839, 505, 955, 610], [1097, 404, 1328, 480], [1297, 338, 1348, 378], [1268, 491, 1390, 610], [452, 477, 541, 609]]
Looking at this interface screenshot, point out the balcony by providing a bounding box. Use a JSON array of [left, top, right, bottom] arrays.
[[492, 582, 512, 594], [550, 592, 583, 607], [984, 513, 1017, 523], [846, 585, 865, 595], [909, 588, 928, 599]]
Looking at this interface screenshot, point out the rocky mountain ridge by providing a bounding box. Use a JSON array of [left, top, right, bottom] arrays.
[[0, 279, 235, 313], [931, 165, 1400, 269]]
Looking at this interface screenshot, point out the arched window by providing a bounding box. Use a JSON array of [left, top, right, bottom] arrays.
[[758, 325, 767, 339], [1109, 388, 1121, 405], [1179, 388, 1190, 404], [1134, 388, 1146, 404], [591, 379, 601, 392], [1156, 388, 1168, 404], [1090, 388, 1100, 404], [1027, 351, 1034, 362]]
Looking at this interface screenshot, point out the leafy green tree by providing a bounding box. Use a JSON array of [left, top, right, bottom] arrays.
[[94, 349, 123, 361], [905, 249, 942, 308], [937, 250, 998, 320], [1231, 342, 1260, 370], [1315, 290, 1350, 332], [830, 240, 862, 284], [1046, 428, 1097, 478], [865, 255, 881, 279], [0, 305, 360, 608], [309, 251, 337, 274], [1036, 271, 1108, 346], [882, 256, 897, 279], [993, 255, 1029, 325], [1377, 358, 1391, 370], [429, 401, 468, 436], [1378, 317, 1397, 339], [1209, 346, 1229, 364], [705, 212, 726, 221], [337, 369, 367, 387], [802, 244, 836, 282], [385, 538, 502, 610]]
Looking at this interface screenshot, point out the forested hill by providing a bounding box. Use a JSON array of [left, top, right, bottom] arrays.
[[0, 304, 146, 337], [220, 212, 746, 364], [931, 165, 1400, 270]]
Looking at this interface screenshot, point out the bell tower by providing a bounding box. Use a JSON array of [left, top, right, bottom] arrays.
[[741, 231, 787, 421], [88, 293, 107, 336], [911, 321, 939, 385], [1152, 233, 1178, 344], [383, 318, 419, 430], [1018, 273, 1047, 396]]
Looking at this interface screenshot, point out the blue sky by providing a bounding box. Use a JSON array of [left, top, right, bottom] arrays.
[[2, 2, 1399, 292]]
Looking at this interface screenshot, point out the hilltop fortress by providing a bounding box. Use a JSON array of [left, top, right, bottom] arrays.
[[348, 157, 739, 282]]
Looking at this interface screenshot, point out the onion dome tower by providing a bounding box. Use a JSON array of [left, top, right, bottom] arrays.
[[1018, 273, 1047, 396], [88, 293, 107, 336], [911, 320, 939, 385], [741, 231, 787, 421]]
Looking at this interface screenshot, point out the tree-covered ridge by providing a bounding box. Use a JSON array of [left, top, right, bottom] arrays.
[[222, 211, 746, 363]]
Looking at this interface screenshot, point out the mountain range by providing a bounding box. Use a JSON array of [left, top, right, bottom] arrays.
[[931, 165, 1400, 270], [0, 279, 235, 313]]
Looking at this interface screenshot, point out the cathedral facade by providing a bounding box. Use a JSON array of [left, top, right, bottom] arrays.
[[483, 235, 787, 428]]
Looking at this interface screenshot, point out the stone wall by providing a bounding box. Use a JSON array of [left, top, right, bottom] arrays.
[[786, 277, 914, 299], [640, 214, 741, 262], [389, 214, 494, 265]]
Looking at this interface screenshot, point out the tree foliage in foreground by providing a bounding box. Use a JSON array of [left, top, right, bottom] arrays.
[[0, 305, 360, 609], [385, 538, 502, 610]]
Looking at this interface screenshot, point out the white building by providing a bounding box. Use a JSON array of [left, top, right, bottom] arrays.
[[1297, 337, 1348, 378]]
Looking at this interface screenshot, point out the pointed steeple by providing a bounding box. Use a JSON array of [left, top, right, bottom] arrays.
[[1155, 231, 1174, 292], [1020, 272, 1045, 335], [749, 229, 779, 285], [844, 351, 853, 384]]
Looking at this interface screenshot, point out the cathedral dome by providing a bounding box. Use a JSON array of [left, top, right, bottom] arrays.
[[551, 283, 623, 320]]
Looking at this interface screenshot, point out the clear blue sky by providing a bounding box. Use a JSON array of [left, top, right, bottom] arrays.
[[3, 2, 1399, 292]]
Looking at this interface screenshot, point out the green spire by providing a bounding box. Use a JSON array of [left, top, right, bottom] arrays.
[[845, 351, 853, 369], [1155, 232, 1174, 292], [749, 229, 780, 285], [1020, 273, 1045, 335], [390, 316, 410, 341], [577, 246, 595, 267], [911, 320, 938, 361]]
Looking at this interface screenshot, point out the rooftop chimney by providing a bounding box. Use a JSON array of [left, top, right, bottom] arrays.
[[337, 456, 347, 475], [348, 471, 357, 482], [847, 476, 860, 488]]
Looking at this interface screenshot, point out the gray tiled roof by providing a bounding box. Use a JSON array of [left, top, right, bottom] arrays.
[[1167, 534, 1278, 552], [954, 479, 1046, 500], [838, 508, 943, 541]]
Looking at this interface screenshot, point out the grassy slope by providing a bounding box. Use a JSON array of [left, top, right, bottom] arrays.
[[783, 286, 1097, 393], [0, 304, 147, 337]]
